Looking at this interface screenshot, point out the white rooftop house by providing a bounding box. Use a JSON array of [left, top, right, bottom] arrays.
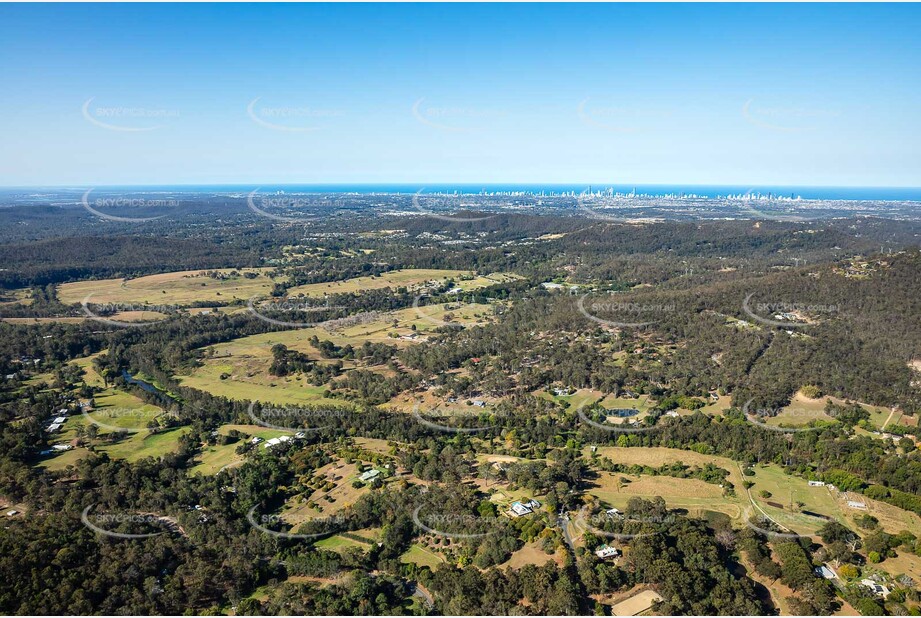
[[509, 501, 533, 517], [847, 500, 868, 510], [860, 579, 891, 598], [605, 508, 623, 519], [594, 544, 620, 559], [46, 423, 63, 433], [815, 565, 837, 579], [359, 469, 381, 482], [52, 416, 67, 425], [509, 499, 541, 517], [263, 435, 291, 449], [808, 481, 826, 487]]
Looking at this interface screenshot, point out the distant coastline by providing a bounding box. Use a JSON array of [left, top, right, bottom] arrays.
[[4, 184, 921, 201]]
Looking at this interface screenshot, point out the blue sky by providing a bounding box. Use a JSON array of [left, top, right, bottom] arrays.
[[1, 3, 919, 187]]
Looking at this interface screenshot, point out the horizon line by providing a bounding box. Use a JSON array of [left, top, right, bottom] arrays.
[[3, 182, 921, 190]]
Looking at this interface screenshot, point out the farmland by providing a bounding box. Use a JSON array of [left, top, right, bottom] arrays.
[[178, 302, 496, 406], [56, 268, 278, 306], [286, 268, 519, 297], [766, 390, 898, 429]]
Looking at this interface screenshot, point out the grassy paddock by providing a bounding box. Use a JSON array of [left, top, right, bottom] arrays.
[[57, 268, 277, 306], [286, 268, 520, 298]]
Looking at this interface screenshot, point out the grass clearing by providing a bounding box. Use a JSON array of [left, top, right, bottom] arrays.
[[400, 544, 447, 569], [37, 447, 90, 471], [769, 390, 895, 429], [96, 426, 192, 462], [179, 303, 494, 406], [286, 269, 519, 298], [57, 268, 277, 306], [598, 394, 655, 413], [190, 442, 244, 475], [501, 542, 560, 569]]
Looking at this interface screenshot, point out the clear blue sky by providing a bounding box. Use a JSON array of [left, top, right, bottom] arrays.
[[1, 3, 919, 187]]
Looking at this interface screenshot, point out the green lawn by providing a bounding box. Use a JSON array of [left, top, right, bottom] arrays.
[[57, 268, 278, 306], [189, 443, 244, 475], [96, 426, 192, 462], [399, 543, 447, 569], [535, 388, 605, 409], [287, 268, 473, 297]]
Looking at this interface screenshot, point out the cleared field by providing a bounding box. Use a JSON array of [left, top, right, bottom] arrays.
[[190, 442, 243, 475], [180, 303, 492, 406], [287, 269, 518, 298], [280, 459, 376, 524], [0, 288, 33, 306], [4, 317, 85, 324], [38, 447, 89, 471], [586, 446, 747, 488], [352, 437, 397, 455], [41, 426, 191, 469], [97, 426, 192, 462], [219, 424, 293, 439], [3, 311, 168, 325], [768, 390, 895, 429], [180, 361, 340, 408], [313, 528, 382, 553], [588, 472, 742, 520], [598, 394, 655, 413], [535, 388, 605, 409], [583, 447, 921, 540], [750, 464, 921, 538], [57, 268, 277, 306], [82, 395, 164, 432], [400, 544, 447, 569], [699, 394, 732, 415], [583, 447, 748, 520], [501, 542, 561, 569], [610, 589, 663, 617]]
